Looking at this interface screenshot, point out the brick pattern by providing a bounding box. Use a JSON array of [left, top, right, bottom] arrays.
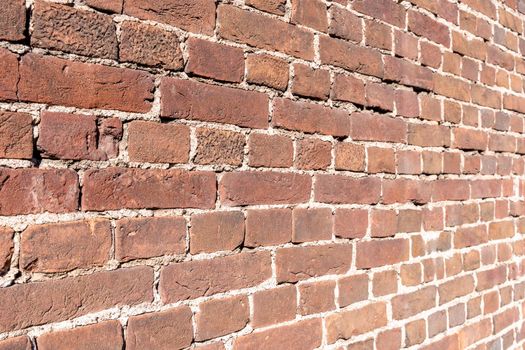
[[1, 0, 525, 349]]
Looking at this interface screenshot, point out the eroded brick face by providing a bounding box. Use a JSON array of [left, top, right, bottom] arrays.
[[1, 0, 525, 349]]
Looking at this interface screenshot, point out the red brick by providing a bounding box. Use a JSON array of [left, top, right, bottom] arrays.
[[395, 30, 419, 60], [420, 41, 442, 68], [428, 310, 447, 337], [115, 216, 186, 262], [160, 251, 271, 302], [335, 142, 365, 171], [0, 336, 31, 350], [233, 319, 322, 350], [124, 0, 215, 35], [19, 53, 154, 113], [190, 211, 244, 254], [32, 2, 117, 59], [351, 112, 406, 143], [419, 95, 441, 121], [295, 138, 331, 170], [397, 150, 422, 175], [127, 307, 193, 350], [298, 280, 336, 315], [315, 174, 381, 204], [82, 168, 215, 211], [373, 270, 398, 296], [334, 209, 368, 239], [365, 82, 394, 111], [422, 334, 460, 350], [366, 20, 392, 51], [161, 78, 268, 128], [127, 121, 189, 163], [452, 127, 488, 151], [392, 286, 436, 319], [356, 238, 410, 268], [218, 4, 313, 60], [291, 0, 328, 32], [0, 49, 19, 101], [329, 7, 362, 43], [252, 285, 296, 328], [384, 56, 433, 90], [273, 98, 350, 137], [377, 329, 402, 350], [458, 319, 492, 348], [186, 38, 244, 82], [220, 171, 311, 206], [489, 220, 515, 240], [20, 219, 111, 273], [246, 54, 289, 90], [438, 275, 475, 305], [398, 209, 422, 233], [434, 74, 471, 102], [245, 0, 286, 15], [432, 179, 470, 202], [395, 90, 419, 118], [382, 178, 431, 204], [408, 123, 451, 147], [276, 244, 353, 282], [472, 179, 502, 199], [0, 168, 79, 215], [292, 207, 332, 243], [0, 0, 25, 41], [85, 0, 122, 13], [0, 111, 32, 159], [368, 147, 395, 174], [405, 319, 426, 346], [326, 302, 387, 343], [292, 63, 330, 100], [476, 265, 507, 291], [320, 36, 383, 78], [196, 295, 249, 341], [245, 209, 291, 247], [0, 227, 13, 275], [194, 127, 245, 166], [408, 10, 450, 46], [332, 74, 366, 106], [0, 266, 152, 332], [401, 263, 422, 286], [338, 274, 369, 307], [248, 133, 293, 168], [37, 321, 123, 350], [371, 209, 397, 237], [39, 112, 122, 161], [119, 21, 183, 70], [353, 0, 406, 27]]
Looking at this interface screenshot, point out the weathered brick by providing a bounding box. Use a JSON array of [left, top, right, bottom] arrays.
[[115, 216, 186, 262], [119, 21, 183, 70], [19, 54, 153, 113], [39, 112, 122, 161], [159, 251, 271, 302], [298, 280, 336, 315], [248, 133, 293, 168], [329, 7, 362, 43], [0, 0, 25, 41], [295, 138, 331, 170], [368, 147, 396, 174], [245, 0, 286, 15], [356, 239, 410, 268], [408, 10, 450, 46], [220, 171, 311, 206], [82, 168, 216, 211], [314, 174, 381, 204], [0, 49, 19, 101], [0, 168, 79, 215], [392, 286, 437, 319], [338, 274, 369, 307], [0, 266, 153, 332], [246, 54, 289, 90], [326, 302, 387, 343], [335, 142, 365, 171], [233, 319, 322, 350], [20, 219, 111, 273], [126, 307, 193, 350], [32, 2, 117, 59], [382, 178, 431, 204], [273, 98, 351, 137], [291, 0, 327, 31], [353, 0, 406, 27], [0, 111, 32, 159], [245, 209, 292, 247], [0, 336, 31, 350], [161, 78, 268, 128], [218, 4, 313, 60], [0, 227, 13, 275], [292, 63, 330, 100], [196, 295, 249, 340], [252, 285, 296, 327], [351, 112, 406, 143], [124, 0, 215, 34], [384, 56, 433, 90], [320, 36, 383, 78], [186, 38, 244, 82], [373, 270, 398, 296], [276, 244, 353, 282], [332, 74, 366, 106], [292, 207, 332, 243], [334, 209, 368, 239], [408, 123, 451, 147], [194, 127, 245, 166], [438, 275, 475, 305], [190, 211, 244, 254], [37, 321, 123, 350], [85, 0, 122, 13]]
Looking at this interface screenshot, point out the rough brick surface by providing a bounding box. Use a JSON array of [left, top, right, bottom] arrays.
[[2, 0, 525, 348]]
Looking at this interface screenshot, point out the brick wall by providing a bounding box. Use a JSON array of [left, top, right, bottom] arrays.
[[1, 0, 525, 349]]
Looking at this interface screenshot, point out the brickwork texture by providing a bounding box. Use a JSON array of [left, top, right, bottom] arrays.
[[1, 0, 525, 349]]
